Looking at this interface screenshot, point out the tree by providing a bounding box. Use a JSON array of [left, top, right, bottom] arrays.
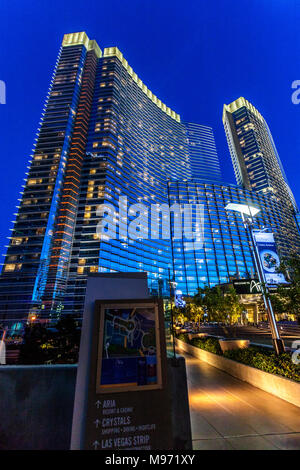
[[193, 285, 243, 337], [184, 298, 204, 328], [173, 306, 188, 326], [51, 316, 81, 363], [224, 287, 244, 335], [270, 255, 300, 321], [224, 287, 244, 325], [18, 316, 81, 365], [198, 286, 227, 323], [18, 323, 50, 364]]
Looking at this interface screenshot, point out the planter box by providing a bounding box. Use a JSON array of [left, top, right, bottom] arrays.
[[187, 332, 209, 341], [176, 338, 300, 408], [219, 338, 250, 353]]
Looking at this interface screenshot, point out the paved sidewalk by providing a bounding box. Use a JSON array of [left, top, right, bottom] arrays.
[[183, 354, 300, 450]]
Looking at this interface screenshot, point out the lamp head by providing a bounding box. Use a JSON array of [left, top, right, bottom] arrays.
[[225, 203, 260, 217]]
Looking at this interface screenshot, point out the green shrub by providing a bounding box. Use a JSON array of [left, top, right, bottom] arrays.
[[223, 346, 300, 383], [176, 333, 189, 343], [176, 332, 300, 383], [179, 334, 300, 382], [190, 336, 222, 355]]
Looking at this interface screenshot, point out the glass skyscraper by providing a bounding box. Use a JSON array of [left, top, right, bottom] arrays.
[[183, 122, 222, 183], [0, 32, 216, 323], [0, 33, 299, 329], [223, 97, 300, 256]]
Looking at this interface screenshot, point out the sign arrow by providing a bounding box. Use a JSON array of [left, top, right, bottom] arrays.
[[95, 400, 102, 409], [94, 419, 101, 428], [92, 440, 100, 450]]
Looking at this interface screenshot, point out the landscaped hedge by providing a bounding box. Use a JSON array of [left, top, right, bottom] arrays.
[[190, 337, 222, 355], [176, 333, 189, 343], [176, 333, 300, 383], [223, 346, 300, 383], [176, 333, 222, 355]]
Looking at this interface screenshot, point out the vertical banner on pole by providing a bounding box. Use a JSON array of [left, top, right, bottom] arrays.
[[252, 231, 287, 286]]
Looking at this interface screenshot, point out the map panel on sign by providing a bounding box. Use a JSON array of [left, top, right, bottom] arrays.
[[99, 306, 158, 389]]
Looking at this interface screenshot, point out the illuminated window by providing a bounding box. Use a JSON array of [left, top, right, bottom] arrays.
[[28, 178, 42, 185], [11, 237, 24, 245], [4, 263, 22, 272], [4, 264, 15, 272], [84, 206, 91, 219]]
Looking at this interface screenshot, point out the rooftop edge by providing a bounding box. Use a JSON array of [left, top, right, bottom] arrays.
[[62, 32, 180, 123]]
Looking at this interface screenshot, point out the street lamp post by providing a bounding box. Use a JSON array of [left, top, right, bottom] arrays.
[[168, 267, 177, 359], [225, 203, 285, 355], [0, 327, 7, 365]]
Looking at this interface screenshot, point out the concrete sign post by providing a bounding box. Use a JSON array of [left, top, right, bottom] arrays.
[[71, 273, 173, 450]]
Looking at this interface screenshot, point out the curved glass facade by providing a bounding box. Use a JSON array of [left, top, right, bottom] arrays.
[[169, 181, 293, 295], [223, 97, 300, 257], [183, 122, 222, 183]]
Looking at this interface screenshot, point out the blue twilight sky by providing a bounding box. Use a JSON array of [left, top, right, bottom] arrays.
[[0, 0, 299, 256]]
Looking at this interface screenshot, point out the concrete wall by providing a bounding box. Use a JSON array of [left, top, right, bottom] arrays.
[[0, 358, 191, 450], [167, 356, 192, 449], [176, 338, 300, 409], [0, 365, 77, 450]]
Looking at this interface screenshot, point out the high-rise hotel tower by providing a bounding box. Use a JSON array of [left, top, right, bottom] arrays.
[[0, 33, 299, 328], [0, 32, 222, 324], [223, 97, 300, 256]]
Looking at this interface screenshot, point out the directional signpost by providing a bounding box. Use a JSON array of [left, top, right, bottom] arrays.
[[71, 273, 174, 450]]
